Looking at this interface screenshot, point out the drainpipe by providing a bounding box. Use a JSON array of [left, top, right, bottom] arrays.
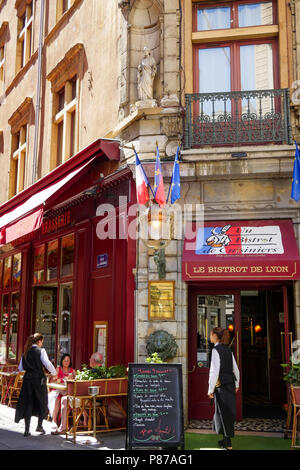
[[32, 0, 45, 184]]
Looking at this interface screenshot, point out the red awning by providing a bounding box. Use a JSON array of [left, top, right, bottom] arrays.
[[0, 157, 95, 245], [182, 219, 300, 281], [0, 138, 120, 246]]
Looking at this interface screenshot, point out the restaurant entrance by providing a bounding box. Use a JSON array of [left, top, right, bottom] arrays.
[[241, 289, 290, 418], [32, 284, 73, 366], [188, 285, 293, 421]]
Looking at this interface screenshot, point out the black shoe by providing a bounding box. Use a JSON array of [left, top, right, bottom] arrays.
[[36, 426, 46, 434], [218, 439, 225, 448], [24, 431, 31, 437]]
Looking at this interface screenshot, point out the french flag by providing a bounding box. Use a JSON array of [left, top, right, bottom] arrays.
[[135, 150, 150, 205], [154, 145, 166, 208]]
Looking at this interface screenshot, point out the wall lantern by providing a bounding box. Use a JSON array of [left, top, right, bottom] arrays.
[[139, 202, 173, 280]]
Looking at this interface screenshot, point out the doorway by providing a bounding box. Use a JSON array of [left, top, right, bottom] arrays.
[[241, 290, 287, 419], [188, 285, 292, 421], [32, 284, 73, 366]]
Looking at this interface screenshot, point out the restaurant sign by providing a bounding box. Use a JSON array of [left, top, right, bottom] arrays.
[[42, 211, 71, 235], [182, 221, 300, 280], [196, 224, 283, 255]]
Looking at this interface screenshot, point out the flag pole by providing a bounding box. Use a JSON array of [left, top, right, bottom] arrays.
[[132, 144, 156, 199]]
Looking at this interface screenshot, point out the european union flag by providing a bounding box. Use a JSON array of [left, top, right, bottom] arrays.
[[291, 141, 300, 202], [169, 146, 181, 204]]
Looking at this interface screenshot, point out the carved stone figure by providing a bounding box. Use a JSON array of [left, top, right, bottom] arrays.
[[137, 47, 157, 102]]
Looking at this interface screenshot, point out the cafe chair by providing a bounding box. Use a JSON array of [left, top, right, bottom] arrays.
[[291, 385, 300, 450], [7, 372, 24, 407]]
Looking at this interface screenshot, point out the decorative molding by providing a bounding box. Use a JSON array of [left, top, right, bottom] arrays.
[[0, 21, 8, 47], [15, 0, 31, 17], [8, 97, 33, 134], [47, 43, 84, 92]]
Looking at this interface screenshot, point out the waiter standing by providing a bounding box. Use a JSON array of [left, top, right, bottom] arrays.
[[208, 327, 240, 450], [15, 333, 57, 436]]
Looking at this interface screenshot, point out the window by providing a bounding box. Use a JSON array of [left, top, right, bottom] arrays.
[[33, 233, 75, 284], [10, 125, 27, 197], [56, 0, 75, 21], [34, 244, 45, 284], [47, 240, 59, 280], [57, 285, 72, 361], [195, 40, 276, 113], [195, 2, 274, 31], [47, 44, 83, 170], [0, 21, 8, 91], [53, 76, 77, 167], [61, 234, 75, 277], [0, 45, 4, 88], [16, 1, 33, 72], [0, 253, 22, 363], [8, 97, 32, 198]]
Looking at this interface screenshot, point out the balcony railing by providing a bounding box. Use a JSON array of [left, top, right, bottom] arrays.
[[184, 88, 292, 149]]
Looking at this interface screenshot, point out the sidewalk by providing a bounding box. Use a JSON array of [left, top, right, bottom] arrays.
[[0, 404, 126, 451]]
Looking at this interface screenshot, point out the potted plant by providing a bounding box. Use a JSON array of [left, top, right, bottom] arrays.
[[281, 360, 300, 387]]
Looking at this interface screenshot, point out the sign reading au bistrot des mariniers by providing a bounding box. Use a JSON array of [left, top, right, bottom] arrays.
[[126, 363, 184, 450]]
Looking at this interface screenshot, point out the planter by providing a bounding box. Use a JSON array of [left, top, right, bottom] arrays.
[[66, 377, 128, 397]]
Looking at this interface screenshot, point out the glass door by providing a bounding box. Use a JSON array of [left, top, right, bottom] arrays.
[[57, 284, 72, 362], [34, 287, 58, 365]]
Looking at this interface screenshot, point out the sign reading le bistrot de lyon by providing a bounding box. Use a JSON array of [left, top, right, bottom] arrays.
[[182, 220, 300, 280]]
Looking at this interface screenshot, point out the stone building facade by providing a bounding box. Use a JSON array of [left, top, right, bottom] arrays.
[[0, 0, 300, 422]]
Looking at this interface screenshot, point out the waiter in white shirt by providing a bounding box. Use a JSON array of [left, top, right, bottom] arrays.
[[15, 333, 57, 437], [208, 327, 240, 450]]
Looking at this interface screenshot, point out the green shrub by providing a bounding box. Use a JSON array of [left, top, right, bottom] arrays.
[[75, 364, 127, 380]]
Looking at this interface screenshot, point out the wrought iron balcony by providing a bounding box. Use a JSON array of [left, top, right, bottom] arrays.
[[184, 88, 292, 149]]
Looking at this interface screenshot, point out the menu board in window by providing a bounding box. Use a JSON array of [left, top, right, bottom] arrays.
[[126, 363, 184, 450]]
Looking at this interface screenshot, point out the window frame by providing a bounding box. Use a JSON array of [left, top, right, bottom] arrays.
[[16, 1, 33, 72], [192, 0, 277, 31], [10, 124, 27, 197], [193, 37, 279, 94], [52, 76, 78, 168]]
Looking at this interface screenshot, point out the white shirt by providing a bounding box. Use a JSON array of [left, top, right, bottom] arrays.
[[208, 343, 240, 395], [18, 345, 57, 376]]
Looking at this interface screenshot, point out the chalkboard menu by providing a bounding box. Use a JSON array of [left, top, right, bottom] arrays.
[[126, 363, 184, 450]]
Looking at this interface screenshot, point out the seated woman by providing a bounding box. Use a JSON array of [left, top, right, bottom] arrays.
[[48, 354, 76, 429]]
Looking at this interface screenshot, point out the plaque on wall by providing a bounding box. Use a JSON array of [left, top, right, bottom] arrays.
[[148, 281, 175, 320]]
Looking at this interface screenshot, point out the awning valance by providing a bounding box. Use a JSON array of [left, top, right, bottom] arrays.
[[182, 219, 300, 281]]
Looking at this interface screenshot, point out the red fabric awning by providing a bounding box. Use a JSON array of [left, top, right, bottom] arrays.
[[0, 157, 96, 245], [182, 219, 300, 281]]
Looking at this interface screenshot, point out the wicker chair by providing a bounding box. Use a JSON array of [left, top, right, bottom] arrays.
[[291, 385, 300, 450], [7, 372, 24, 407]]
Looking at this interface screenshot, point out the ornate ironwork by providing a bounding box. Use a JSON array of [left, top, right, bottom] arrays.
[[184, 88, 292, 148]]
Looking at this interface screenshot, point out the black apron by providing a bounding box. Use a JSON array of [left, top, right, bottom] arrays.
[[212, 344, 236, 438], [15, 347, 49, 423], [213, 382, 236, 438]]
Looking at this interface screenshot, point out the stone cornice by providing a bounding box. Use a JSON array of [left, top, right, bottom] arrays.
[[0, 21, 8, 46], [15, 0, 32, 17], [47, 43, 84, 92], [8, 97, 33, 134]]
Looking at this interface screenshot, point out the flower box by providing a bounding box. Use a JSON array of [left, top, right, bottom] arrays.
[[66, 377, 128, 397]]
